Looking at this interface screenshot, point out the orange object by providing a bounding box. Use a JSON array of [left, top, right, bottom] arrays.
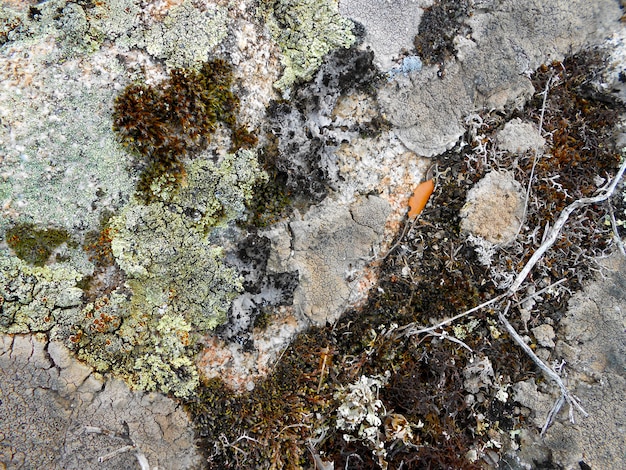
[[408, 179, 435, 218]]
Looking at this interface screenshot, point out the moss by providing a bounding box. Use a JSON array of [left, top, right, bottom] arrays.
[[112, 59, 256, 203], [5, 223, 75, 267], [259, 0, 356, 91]]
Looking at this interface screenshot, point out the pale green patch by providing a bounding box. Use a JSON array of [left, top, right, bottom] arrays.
[[143, 0, 229, 69], [260, 0, 356, 91]]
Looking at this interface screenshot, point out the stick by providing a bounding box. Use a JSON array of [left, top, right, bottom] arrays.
[[508, 157, 626, 294], [393, 293, 505, 339], [498, 304, 587, 435]]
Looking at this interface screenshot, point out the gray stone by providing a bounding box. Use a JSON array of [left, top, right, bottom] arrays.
[[0, 334, 203, 469], [497, 118, 546, 154], [339, 0, 433, 70], [288, 195, 391, 325], [460, 171, 525, 245]]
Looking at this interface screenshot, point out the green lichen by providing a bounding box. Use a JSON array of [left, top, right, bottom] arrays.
[[0, 0, 226, 66], [0, 36, 133, 241], [109, 202, 241, 331], [1, 150, 266, 398], [143, 0, 229, 69], [0, 254, 83, 334], [132, 311, 198, 397], [80, 149, 266, 396], [259, 0, 356, 91]]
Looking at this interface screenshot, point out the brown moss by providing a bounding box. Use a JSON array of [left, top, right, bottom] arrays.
[[112, 59, 256, 203]]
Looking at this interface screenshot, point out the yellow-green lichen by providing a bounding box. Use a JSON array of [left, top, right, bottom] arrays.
[[1, 150, 267, 398], [259, 0, 356, 91], [0, 254, 83, 334], [143, 0, 229, 69]]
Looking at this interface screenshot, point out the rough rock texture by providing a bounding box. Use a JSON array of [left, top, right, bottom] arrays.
[[379, 62, 473, 157], [509, 253, 626, 470], [339, 0, 433, 70], [274, 195, 391, 326], [460, 171, 525, 245], [378, 0, 621, 157], [496, 118, 546, 154], [0, 334, 202, 469]]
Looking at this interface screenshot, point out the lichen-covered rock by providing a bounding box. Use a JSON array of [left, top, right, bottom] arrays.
[[260, 0, 356, 91], [378, 62, 473, 157], [143, 0, 229, 69], [0, 33, 134, 239], [1, 149, 267, 398], [287, 195, 391, 325], [496, 118, 546, 154], [460, 171, 525, 245], [339, 0, 432, 70], [0, 254, 82, 334]]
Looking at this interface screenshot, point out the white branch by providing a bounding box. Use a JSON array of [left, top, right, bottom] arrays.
[[508, 157, 626, 294], [499, 306, 587, 435]]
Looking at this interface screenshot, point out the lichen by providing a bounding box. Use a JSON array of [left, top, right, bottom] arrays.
[[0, 254, 83, 334], [0, 22, 134, 240], [1, 149, 266, 398], [259, 0, 356, 91], [143, 0, 229, 69]]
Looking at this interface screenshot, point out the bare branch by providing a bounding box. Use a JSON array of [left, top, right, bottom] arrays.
[[508, 157, 626, 294], [498, 305, 587, 435]]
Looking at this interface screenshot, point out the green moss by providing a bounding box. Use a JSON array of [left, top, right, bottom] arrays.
[[259, 0, 356, 91], [5, 223, 75, 267]]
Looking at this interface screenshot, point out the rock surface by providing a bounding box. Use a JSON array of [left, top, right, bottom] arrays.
[[0, 334, 202, 469], [508, 253, 626, 470], [1, 0, 625, 468]]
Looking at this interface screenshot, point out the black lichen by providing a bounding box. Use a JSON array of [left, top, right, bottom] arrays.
[[262, 47, 382, 205], [414, 0, 472, 68]]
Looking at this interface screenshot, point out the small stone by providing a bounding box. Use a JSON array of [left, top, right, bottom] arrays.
[[497, 118, 545, 154], [460, 171, 525, 245], [532, 324, 556, 348]]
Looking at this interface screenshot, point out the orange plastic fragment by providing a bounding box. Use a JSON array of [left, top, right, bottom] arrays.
[[408, 179, 435, 218]]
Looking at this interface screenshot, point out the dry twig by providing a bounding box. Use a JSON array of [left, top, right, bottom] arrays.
[[498, 302, 587, 435]]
